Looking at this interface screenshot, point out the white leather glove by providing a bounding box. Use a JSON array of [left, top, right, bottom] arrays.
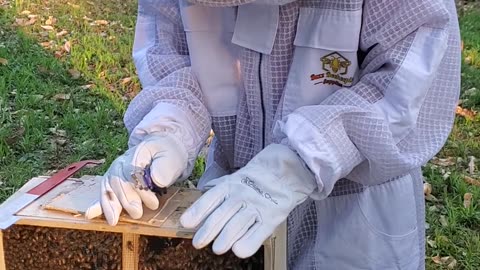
[[85, 133, 188, 226], [180, 144, 317, 258]]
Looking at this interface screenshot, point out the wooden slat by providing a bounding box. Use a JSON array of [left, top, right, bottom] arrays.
[[0, 230, 6, 270], [273, 222, 287, 270], [122, 233, 139, 270]]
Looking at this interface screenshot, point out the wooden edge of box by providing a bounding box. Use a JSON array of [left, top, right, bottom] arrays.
[[0, 230, 5, 270]]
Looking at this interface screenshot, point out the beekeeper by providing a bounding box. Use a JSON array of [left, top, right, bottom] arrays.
[[86, 0, 461, 268]]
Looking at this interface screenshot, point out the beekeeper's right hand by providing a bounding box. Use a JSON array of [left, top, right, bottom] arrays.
[[85, 133, 188, 226]]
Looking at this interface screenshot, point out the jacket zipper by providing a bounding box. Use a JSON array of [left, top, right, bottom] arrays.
[[258, 53, 266, 149]]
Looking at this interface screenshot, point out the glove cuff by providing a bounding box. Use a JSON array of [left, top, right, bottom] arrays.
[[246, 144, 318, 199]]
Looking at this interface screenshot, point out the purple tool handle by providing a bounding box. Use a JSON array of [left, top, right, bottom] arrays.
[[143, 166, 168, 195]]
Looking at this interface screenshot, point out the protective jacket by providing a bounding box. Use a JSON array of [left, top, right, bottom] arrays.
[[125, 0, 461, 268]]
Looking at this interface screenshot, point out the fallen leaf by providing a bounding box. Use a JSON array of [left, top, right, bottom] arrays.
[[67, 2, 80, 8], [20, 10, 31, 15], [68, 69, 81, 79], [456, 106, 476, 120], [443, 171, 452, 180], [0, 181, 3, 186], [52, 93, 71, 101], [121, 77, 132, 85], [447, 258, 457, 269], [49, 128, 67, 137], [80, 84, 95, 90], [41, 25, 54, 31], [464, 175, 480, 187], [431, 157, 456, 167], [39, 41, 52, 48], [45, 16, 55, 25], [14, 18, 25, 26], [441, 256, 451, 263], [54, 50, 64, 59], [56, 30, 68, 37], [54, 138, 67, 146], [64, 40, 71, 53], [440, 215, 448, 227], [94, 19, 108, 25], [24, 18, 36, 26], [427, 239, 437, 248], [0, 58, 7, 65], [464, 193, 473, 208], [468, 156, 476, 174], [28, 14, 38, 19], [83, 16, 93, 21], [423, 183, 432, 196], [432, 255, 442, 264], [465, 56, 472, 65], [429, 205, 439, 212]]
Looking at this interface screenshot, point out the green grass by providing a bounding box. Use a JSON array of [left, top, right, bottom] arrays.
[[0, 0, 479, 268]]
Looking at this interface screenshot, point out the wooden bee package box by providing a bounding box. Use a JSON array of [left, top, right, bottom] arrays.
[[0, 175, 286, 270]]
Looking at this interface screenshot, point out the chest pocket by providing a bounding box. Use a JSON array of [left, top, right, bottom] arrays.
[[282, 7, 363, 116], [179, 1, 243, 117]]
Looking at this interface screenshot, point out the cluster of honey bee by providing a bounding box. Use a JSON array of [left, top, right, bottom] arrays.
[[138, 236, 264, 270], [3, 225, 122, 270]]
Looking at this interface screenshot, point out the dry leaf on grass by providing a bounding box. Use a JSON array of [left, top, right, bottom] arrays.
[[465, 56, 472, 65], [93, 20, 108, 25], [64, 41, 71, 53], [15, 17, 36, 26], [49, 128, 67, 137], [468, 156, 476, 174], [80, 84, 95, 90], [52, 93, 71, 101], [431, 157, 456, 167], [423, 182, 432, 196], [425, 194, 439, 202], [39, 41, 53, 48], [121, 77, 132, 85], [440, 215, 448, 227], [432, 255, 457, 268], [456, 106, 477, 120], [41, 25, 54, 31], [67, 2, 80, 8], [20, 10, 31, 15], [464, 175, 480, 187], [0, 58, 7, 65], [432, 255, 442, 264], [68, 69, 81, 79], [45, 16, 56, 25], [464, 193, 473, 208], [56, 30, 68, 37]]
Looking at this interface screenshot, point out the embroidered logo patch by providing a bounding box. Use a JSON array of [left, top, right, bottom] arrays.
[[310, 52, 354, 87]]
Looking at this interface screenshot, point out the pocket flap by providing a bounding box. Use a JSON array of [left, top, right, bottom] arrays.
[[180, 1, 236, 32], [294, 8, 362, 52]]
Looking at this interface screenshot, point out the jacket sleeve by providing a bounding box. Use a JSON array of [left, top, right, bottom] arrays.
[[124, 0, 211, 179], [273, 0, 461, 199]]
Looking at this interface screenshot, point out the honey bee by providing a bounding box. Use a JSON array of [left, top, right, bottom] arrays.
[[321, 53, 351, 75]]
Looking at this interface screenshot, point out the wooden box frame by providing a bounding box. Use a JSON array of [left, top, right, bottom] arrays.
[[0, 176, 286, 270]]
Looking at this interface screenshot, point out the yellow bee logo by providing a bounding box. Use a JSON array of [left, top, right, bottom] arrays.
[[321, 52, 351, 75]]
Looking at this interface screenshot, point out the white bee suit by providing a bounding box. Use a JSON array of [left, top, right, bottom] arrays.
[[122, 0, 461, 268]]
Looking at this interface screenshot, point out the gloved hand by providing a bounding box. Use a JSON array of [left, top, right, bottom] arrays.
[[180, 144, 317, 258], [85, 133, 188, 226]]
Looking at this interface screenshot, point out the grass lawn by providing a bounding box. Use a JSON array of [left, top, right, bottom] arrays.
[[1, 0, 480, 269]]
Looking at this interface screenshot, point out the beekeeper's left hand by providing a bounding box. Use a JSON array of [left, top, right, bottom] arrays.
[[180, 144, 317, 258]]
